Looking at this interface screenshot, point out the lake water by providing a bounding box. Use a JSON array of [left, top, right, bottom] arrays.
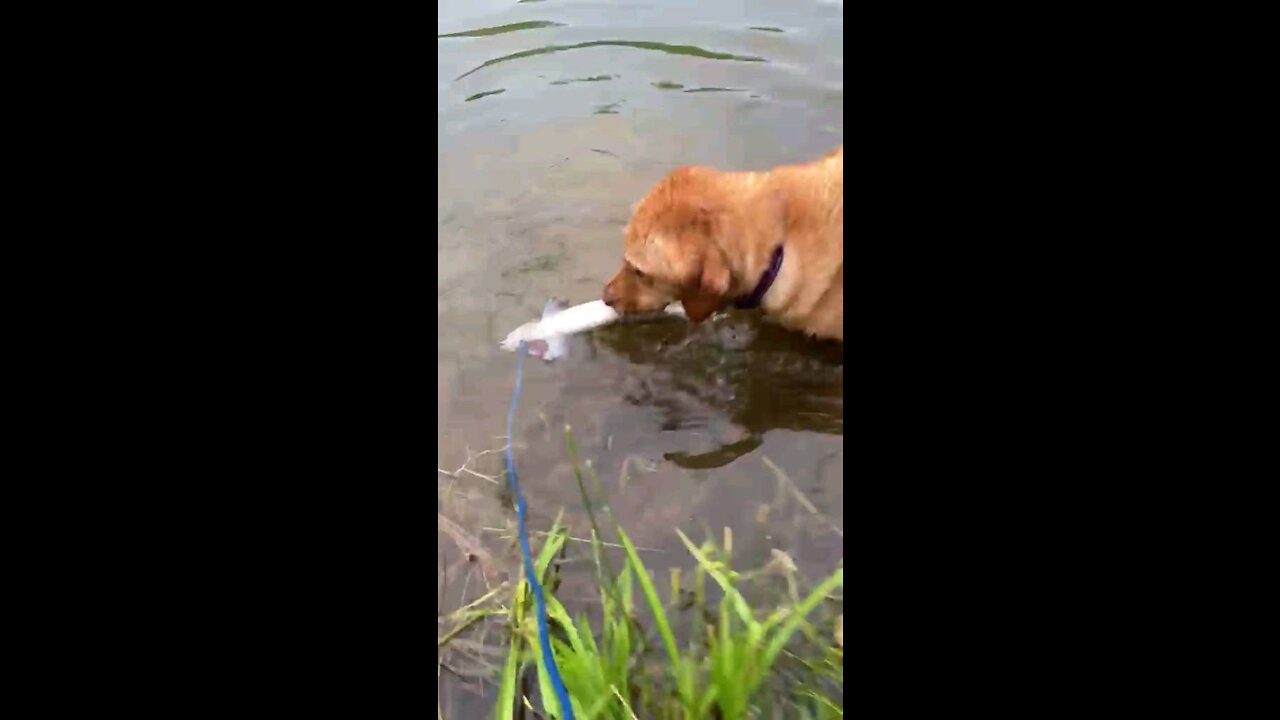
[[438, 1, 843, 714]]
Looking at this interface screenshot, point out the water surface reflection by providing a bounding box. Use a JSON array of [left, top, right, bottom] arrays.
[[591, 313, 842, 469]]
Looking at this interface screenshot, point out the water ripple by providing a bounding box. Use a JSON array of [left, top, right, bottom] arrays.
[[549, 74, 616, 85], [438, 20, 564, 39], [456, 39, 766, 80], [464, 89, 507, 102]]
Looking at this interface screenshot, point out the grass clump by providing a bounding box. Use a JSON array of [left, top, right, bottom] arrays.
[[488, 428, 843, 720]]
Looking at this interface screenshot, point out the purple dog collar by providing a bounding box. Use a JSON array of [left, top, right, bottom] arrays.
[[734, 245, 784, 310]]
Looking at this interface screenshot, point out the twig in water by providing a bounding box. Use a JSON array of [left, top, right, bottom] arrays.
[[762, 455, 843, 537], [437, 443, 511, 484], [618, 454, 659, 494], [481, 526, 664, 552], [438, 512, 500, 585], [438, 612, 487, 648], [446, 583, 508, 618]]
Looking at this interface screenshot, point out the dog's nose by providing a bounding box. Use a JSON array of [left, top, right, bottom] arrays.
[[602, 285, 617, 308]]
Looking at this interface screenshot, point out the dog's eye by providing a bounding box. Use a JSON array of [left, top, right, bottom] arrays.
[[632, 267, 646, 280]]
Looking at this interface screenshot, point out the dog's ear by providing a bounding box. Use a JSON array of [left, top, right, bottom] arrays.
[[681, 287, 721, 322], [679, 189, 787, 322], [681, 243, 730, 322]]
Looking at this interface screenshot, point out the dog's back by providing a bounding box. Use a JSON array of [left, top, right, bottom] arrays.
[[758, 146, 842, 340]]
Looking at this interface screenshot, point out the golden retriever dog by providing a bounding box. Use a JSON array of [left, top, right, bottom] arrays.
[[603, 146, 842, 341]]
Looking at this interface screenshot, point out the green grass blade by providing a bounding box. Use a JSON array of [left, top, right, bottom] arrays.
[[567, 426, 619, 580], [761, 569, 843, 674], [617, 527, 679, 667], [534, 512, 567, 582], [578, 614, 599, 657], [550, 636, 599, 720], [496, 612, 520, 720], [530, 632, 560, 719], [676, 528, 756, 630], [619, 557, 634, 616], [676, 658, 697, 715], [803, 690, 843, 717], [543, 592, 585, 655], [697, 686, 720, 719], [583, 692, 614, 720]]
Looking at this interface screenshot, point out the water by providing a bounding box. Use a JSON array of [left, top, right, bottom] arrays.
[[438, 2, 842, 714]]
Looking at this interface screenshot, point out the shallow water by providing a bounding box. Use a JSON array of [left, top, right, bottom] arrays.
[[438, 1, 842, 713]]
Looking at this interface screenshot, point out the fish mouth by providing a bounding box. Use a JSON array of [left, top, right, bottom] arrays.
[[525, 339, 550, 358]]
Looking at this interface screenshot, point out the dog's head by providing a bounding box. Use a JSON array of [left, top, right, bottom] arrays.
[[602, 167, 733, 322]]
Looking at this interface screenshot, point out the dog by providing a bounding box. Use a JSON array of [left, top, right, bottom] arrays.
[[603, 146, 842, 341]]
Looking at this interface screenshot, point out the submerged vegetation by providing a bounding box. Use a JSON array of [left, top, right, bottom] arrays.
[[438, 428, 843, 719]]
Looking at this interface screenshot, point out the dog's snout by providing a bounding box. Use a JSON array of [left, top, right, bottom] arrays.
[[602, 281, 618, 308]]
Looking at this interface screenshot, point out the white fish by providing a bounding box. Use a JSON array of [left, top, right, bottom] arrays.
[[500, 298, 686, 361]]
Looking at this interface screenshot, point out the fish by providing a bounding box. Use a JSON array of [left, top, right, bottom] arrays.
[[511, 298, 576, 361], [500, 298, 686, 361]]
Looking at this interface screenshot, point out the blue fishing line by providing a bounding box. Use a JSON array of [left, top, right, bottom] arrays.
[[506, 341, 575, 720]]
